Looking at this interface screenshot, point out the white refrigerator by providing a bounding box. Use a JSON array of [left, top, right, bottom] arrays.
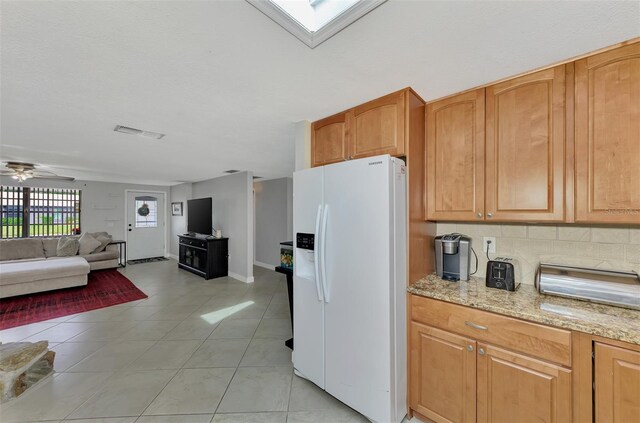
[[292, 154, 407, 423]]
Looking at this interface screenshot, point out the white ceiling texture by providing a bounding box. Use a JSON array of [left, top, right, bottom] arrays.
[[1, 1, 638, 185]]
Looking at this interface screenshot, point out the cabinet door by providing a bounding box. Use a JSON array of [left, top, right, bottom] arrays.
[[426, 89, 485, 221], [350, 90, 406, 159], [477, 343, 572, 423], [410, 322, 476, 423], [485, 66, 566, 221], [311, 112, 349, 167], [595, 342, 640, 423], [575, 42, 640, 223]]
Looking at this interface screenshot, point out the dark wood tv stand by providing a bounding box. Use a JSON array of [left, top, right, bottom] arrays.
[[178, 235, 228, 280]]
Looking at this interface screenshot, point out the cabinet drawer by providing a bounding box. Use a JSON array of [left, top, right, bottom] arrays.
[[411, 295, 572, 366], [179, 238, 206, 249]]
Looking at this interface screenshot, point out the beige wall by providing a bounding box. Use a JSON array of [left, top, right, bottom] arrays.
[[435, 223, 640, 285]]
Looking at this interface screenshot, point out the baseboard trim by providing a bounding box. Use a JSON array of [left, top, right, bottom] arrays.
[[229, 271, 254, 283], [167, 254, 178, 260], [254, 261, 276, 270]]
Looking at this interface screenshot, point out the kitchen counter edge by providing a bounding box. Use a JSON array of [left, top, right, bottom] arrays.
[[408, 274, 640, 346]]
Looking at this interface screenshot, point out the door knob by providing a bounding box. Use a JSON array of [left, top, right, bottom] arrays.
[[467, 345, 474, 352], [479, 348, 486, 356], [487, 212, 494, 218], [476, 212, 483, 218]]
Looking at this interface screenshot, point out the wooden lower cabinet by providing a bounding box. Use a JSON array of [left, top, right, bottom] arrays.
[[410, 296, 574, 423], [594, 343, 640, 423], [410, 322, 477, 423], [476, 343, 572, 423]]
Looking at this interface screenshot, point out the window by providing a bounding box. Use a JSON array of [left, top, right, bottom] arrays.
[[247, 0, 386, 48], [135, 196, 158, 228], [1, 186, 81, 239]]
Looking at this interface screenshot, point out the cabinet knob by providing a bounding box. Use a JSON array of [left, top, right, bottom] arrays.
[[487, 212, 494, 218], [467, 345, 474, 352], [479, 348, 486, 356], [476, 212, 483, 218]]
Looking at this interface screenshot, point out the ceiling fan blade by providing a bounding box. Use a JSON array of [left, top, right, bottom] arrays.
[[0, 171, 15, 175], [32, 175, 76, 182]]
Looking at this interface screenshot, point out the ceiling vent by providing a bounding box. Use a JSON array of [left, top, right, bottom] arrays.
[[114, 125, 165, 140], [224, 170, 241, 174], [253, 176, 261, 179]]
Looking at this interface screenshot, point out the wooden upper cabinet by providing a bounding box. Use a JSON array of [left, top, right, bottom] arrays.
[[350, 90, 406, 159], [477, 343, 572, 423], [575, 42, 640, 223], [426, 89, 485, 221], [485, 66, 566, 222], [410, 322, 476, 423], [311, 112, 349, 167], [595, 343, 640, 423]]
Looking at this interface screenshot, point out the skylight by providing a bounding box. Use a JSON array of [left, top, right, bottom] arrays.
[[247, 0, 387, 48]]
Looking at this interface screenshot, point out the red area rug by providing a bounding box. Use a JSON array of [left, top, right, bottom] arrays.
[[0, 269, 147, 329]]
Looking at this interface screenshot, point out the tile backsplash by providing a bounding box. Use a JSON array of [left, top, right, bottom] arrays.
[[436, 223, 640, 285]]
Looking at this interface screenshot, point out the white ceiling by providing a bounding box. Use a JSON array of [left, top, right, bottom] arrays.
[[1, 1, 638, 186]]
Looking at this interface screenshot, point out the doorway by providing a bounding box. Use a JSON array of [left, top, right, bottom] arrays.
[[126, 190, 166, 260]]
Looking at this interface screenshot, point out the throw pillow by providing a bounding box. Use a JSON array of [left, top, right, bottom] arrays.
[[78, 232, 101, 255], [57, 237, 79, 257], [92, 234, 112, 253]]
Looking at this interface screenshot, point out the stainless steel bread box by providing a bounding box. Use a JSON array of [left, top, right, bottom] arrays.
[[535, 264, 640, 310]]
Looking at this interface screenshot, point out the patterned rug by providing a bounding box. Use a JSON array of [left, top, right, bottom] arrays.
[[127, 256, 169, 265], [0, 269, 148, 329]]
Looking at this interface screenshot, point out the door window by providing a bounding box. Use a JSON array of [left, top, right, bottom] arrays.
[[135, 196, 158, 228]]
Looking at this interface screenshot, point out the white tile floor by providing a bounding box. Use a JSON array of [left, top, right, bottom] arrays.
[[0, 261, 373, 423]]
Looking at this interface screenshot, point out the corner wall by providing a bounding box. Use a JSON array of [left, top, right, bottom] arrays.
[[191, 172, 254, 282], [169, 182, 193, 257], [254, 177, 293, 268]]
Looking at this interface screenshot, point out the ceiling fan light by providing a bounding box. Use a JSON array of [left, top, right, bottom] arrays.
[[11, 175, 18, 180]]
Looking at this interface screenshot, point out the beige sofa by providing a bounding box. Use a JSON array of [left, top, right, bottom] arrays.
[[0, 235, 120, 299]]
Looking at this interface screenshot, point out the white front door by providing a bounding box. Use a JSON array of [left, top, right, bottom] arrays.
[[127, 191, 165, 260]]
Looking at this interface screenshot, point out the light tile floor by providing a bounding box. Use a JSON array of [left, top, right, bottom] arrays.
[[0, 261, 383, 423]]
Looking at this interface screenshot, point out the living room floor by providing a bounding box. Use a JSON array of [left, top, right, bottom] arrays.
[[0, 261, 370, 423]]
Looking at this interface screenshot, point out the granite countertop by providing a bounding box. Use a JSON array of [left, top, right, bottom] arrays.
[[408, 274, 640, 346]]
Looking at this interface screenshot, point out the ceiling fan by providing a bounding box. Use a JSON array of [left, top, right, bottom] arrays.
[[0, 162, 75, 182]]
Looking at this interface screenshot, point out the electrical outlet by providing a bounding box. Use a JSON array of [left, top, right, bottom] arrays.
[[483, 237, 496, 254]]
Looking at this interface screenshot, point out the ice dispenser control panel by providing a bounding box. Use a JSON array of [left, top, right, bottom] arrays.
[[296, 233, 315, 251], [295, 233, 316, 280]]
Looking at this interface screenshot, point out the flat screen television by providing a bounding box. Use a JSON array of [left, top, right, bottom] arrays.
[[187, 197, 212, 235]]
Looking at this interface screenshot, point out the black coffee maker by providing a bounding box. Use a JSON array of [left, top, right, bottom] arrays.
[[435, 233, 472, 281]]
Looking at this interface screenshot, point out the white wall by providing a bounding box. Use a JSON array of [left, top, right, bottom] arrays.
[[191, 172, 254, 283], [169, 182, 193, 257], [0, 177, 170, 247], [294, 120, 311, 171], [254, 177, 293, 267], [436, 222, 640, 285]]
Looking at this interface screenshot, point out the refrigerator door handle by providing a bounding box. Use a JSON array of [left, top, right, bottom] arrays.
[[314, 204, 323, 301], [321, 204, 330, 303]]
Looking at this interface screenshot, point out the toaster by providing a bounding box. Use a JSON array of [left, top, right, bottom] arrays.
[[486, 257, 520, 291]]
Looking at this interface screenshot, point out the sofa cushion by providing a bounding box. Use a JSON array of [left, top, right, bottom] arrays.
[[0, 256, 89, 286], [78, 233, 101, 255], [42, 238, 59, 258], [92, 234, 112, 253], [0, 238, 45, 261], [81, 250, 119, 262], [57, 237, 79, 257]]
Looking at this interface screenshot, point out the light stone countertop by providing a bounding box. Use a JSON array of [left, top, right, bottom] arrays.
[[408, 274, 640, 346]]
